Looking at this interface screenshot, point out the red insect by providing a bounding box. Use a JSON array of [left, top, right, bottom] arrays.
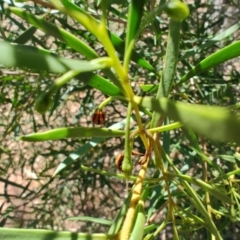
[[91, 109, 105, 125], [115, 153, 124, 172]]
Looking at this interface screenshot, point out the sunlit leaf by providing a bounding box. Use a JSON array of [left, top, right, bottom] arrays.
[[140, 84, 158, 93], [181, 21, 240, 60], [18, 127, 125, 142], [0, 228, 117, 240], [53, 0, 155, 72], [134, 96, 240, 143], [9, 7, 99, 59], [0, 41, 108, 73], [0, 41, 121, 96], [125, 0, 146, 62], [67, 216, 112, 225], [177, 40, 240, 85], [53, 120, 129, 176], [129, 200, 145, 240]]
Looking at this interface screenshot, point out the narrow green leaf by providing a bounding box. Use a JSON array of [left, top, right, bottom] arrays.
[[0, 41, 108, 73], [53, 119, 130, 176], [177, 40, 240, 85], [18, 127, 125, 142], [140, 84, 158, 93], [134, 96, 240, 144], [53, 0, 155, 72], [234, 153, 240, 161], [76, 72, 122, 96], [182, 128, 223, 172], [108, 190, 132, 235], [181, 21, 240, 60], [124, 0, 146, 66], [0, 227, 117, 240], [53, 137, 104, 176], [9, 7, 99, 59], [157, 20, 181, 97], [14, 26, 37, 44], [0, 41, 121, 96], [150, 20, 181, 129], [176, 174, 232, 204], [67, 216, 112, 226], [8, 7, 125, 93], [109, 33, 155, 72], [162, 150, 223, 239], [129, 200, 145, 240], [122, 102, 133, 178], [218, 155, 236, 163]]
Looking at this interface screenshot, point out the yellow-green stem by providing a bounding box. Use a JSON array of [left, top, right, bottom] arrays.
[[149, 122, 182, 134], [119, 155, 150, 240], [122, 102, 133, 178]]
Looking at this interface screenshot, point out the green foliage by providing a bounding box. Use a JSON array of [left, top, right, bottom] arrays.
[[0, 228, 117, 239], [34, 91, 53, 114], [19, 127, 125, 141], [0, 0, 240, 240]]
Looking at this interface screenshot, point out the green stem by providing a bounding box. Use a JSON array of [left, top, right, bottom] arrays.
[[122, 102, 133, 178], [98, 96, 128, 109], [149, 122, 182, 134], [53, 70, 81, 89], [81, 164, 163, 183], [162, 147, 223, 240], [81, 165, 137, 181]]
